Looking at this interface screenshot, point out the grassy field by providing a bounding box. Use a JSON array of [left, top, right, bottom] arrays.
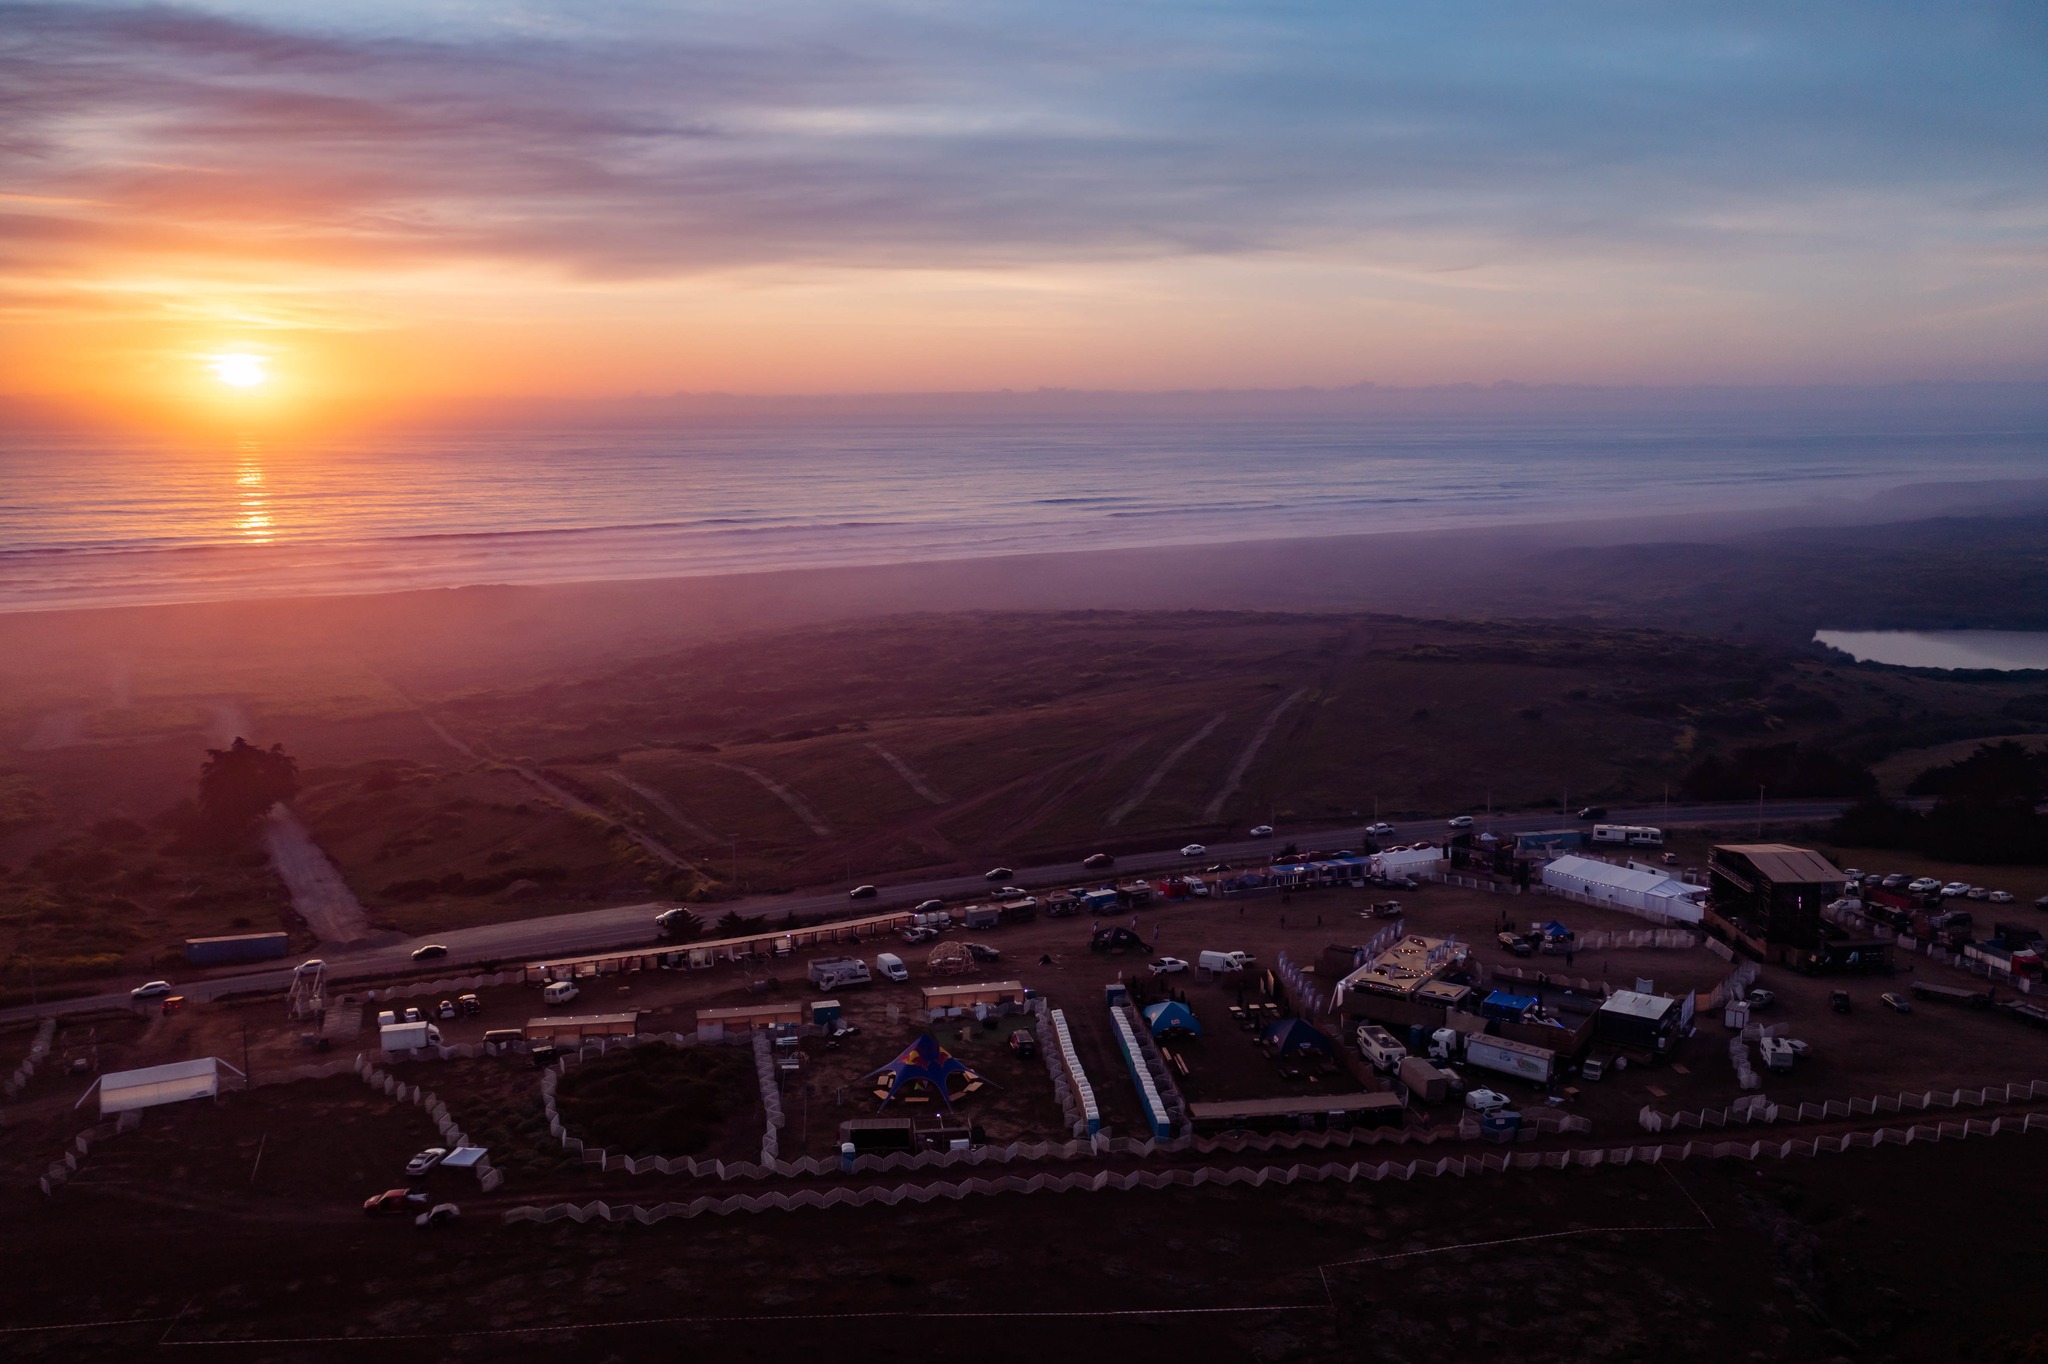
[[6, 607, 2045, 987]]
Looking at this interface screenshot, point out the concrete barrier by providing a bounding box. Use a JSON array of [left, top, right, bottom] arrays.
[[1639, 1079, 2048, 1132]]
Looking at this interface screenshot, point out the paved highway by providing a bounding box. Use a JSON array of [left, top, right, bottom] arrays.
[[0, 798, 1855, 1025]]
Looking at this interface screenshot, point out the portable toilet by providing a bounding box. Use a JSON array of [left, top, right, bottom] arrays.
[[1480, 1110, 1522, 1143], [1105, 982, 1130, 1007], [1723, 999, 1750, 1031]]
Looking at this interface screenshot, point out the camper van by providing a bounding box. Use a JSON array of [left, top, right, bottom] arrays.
[[1197, 949, 1255, 973], [808, 957, 873, 992], [1355, 1024, 1407, 1072], [542, 980, 580, 1007], [873, 952, 909, 982]]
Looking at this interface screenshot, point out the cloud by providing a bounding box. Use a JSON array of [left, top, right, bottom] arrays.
[[0, 1, 2041, 284]]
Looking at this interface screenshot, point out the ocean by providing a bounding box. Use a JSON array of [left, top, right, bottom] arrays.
[[3, 409, 2044, 612]]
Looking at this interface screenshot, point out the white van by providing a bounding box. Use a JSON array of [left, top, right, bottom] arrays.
[[1197, 949, 1254, 973], [874, 952, 909, 982], [542, 980, 580, 1006]]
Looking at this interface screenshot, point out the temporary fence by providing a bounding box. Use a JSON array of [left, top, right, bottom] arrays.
[[1274, 949, 1329, 1018], [355, 1052, 503, 1191], [1420, 869, 1521, 895], [752, 1031, 783, 1164], [3, 1018, 57, 1100], [1570, 929, 1702, 951], [501, 1110, 2048, 1226], [1639, 1079, 2048, 1132], [1911, 937, 2040, 995], [35, 1110, 141, 1196], [363, 970, 523, 1003], [1487, 962, 1609, 996]]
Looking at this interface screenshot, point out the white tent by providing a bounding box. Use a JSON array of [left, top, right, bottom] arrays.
[[79, 1057, 243, 1117], [1376, 845, 1447, 875], [1542, 855, 1707, 923]]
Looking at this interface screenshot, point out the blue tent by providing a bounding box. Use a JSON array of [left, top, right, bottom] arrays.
[[1481, 990, 1538, 1022], [861, 1033, 988, 1111], [1538, 920, 1574, 941], [1143, 1000, 1202, 1037], [1261, 1017, 1335, 1057]]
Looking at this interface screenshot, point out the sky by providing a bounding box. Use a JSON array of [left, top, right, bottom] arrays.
[[3, 1, 2047, 424]]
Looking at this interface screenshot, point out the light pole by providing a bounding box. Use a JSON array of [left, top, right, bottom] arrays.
[[1757, 785, 1766, 838], [728, 835, 739, 892]]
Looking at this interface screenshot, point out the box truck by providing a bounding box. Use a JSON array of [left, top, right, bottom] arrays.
[[1396, 1054, 1455, 1102], [808, 957, 872, 991], [380, 1021, 443, 1050]]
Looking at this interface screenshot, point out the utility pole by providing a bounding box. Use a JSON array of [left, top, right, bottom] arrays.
[[728, 835, 739, 892], [1757, 785, 1766, 838], [242, 1022, 251, 1089]]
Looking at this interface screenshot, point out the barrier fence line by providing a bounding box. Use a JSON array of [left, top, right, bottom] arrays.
[[1638, 1079, 2048, 1133], [3, 1018, 57, 1101], [36, 1108, 141, 1196], [499, 1111, 2048, 1226], [354, 1052, 503, 1192]]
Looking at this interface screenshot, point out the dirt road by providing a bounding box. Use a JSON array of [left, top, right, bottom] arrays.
[[263, 804, 371, 944]]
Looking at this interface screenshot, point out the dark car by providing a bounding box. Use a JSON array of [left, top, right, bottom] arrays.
[[457, 993, 482, 1016], [1008, 1030, 1038, 1059], [1830, 990, 1853, 1014], [984, 867, 1014, 882], [1577, 806, 1608, 820], [848, 884, 878, 900], [1082, 853, 1115, 869], [965, 942, 1001, 963], [411, 944, 449, 962]]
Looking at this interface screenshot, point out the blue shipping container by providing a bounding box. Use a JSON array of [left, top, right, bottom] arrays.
[[184, 932, 290, 966]]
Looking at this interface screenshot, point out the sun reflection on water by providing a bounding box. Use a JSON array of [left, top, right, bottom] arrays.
[[234, 438, 273, 543]]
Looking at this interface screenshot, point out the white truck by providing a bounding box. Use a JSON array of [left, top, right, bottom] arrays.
[[1355, 1024, 1408, 1072], [379, 1021, 443, 1051], [1463, 1033, 1558, 1084], [1197, 949, 1255, 973], [808, 957, 872, 991]]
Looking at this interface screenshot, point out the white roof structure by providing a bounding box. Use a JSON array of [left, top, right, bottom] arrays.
[[79, 1057, 243, 1117], [1542, 855, 1708, 923]]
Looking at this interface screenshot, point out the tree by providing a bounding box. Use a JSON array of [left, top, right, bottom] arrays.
[[197, 738, 298, 838]]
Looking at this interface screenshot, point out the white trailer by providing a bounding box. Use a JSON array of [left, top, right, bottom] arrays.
[[379, 1021, 443, 1050], [1462, 1033, 1557, 1084]]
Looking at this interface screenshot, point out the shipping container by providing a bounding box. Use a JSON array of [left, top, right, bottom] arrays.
[[183, 932, 289, 966]]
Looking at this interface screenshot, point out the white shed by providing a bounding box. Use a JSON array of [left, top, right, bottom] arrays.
[[1541, 855, 1707, 923], [79, 1057, 244, 1118]]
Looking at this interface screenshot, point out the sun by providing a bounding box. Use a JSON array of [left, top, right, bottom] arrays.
[[209, 353, 269, 388]]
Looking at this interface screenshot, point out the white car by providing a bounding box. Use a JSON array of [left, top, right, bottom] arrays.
[[1908, 878, 1941, 894], [1746, 988, 1775, 1007], [1940, 882, 1972, 898], [130, 980, 173, 1000], [1248, 825, 1274, 837], [1465, 1088, 1510, 1113], [414, 1202, 460, 1229], [404, 1147, 449, 1177], [294, 959, 324, 976], [1447, 815, 1474, 829], [1365, 822, 1395, 836], [1989, 890, 2015, 904], [1180, 844, 1207, 857], [1149, 957, 1189, 976], [1966, 886, 1990, 901]]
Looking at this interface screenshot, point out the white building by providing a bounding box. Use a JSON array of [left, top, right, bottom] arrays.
[[1541, 854, 1708, 923]]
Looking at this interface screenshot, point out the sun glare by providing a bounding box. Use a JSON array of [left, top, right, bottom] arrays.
[[209, 353, 269, 388]]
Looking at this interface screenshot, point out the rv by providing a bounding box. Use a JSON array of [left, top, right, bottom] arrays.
[[1354, 1024, 1407, 1072], [1592, 824, 1664, 848], [808, 957, 873, 991]]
